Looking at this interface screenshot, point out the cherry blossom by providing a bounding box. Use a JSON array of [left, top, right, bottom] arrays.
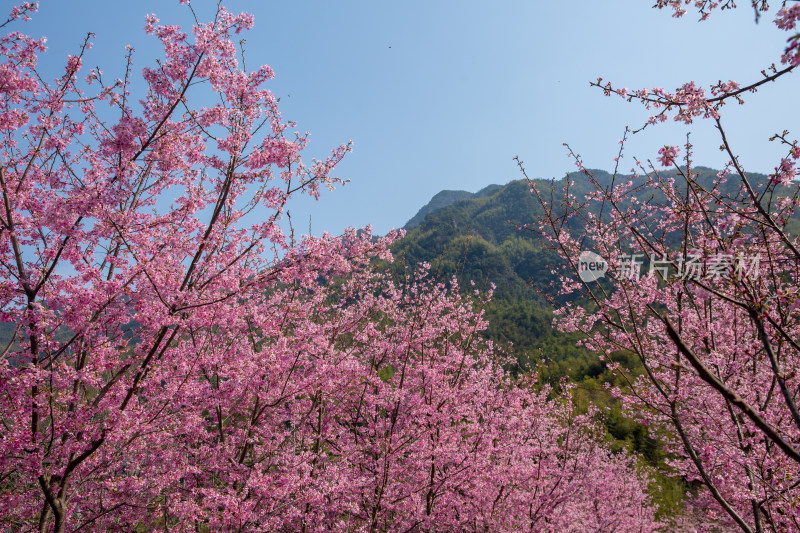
[[0, 3, 660, 532]]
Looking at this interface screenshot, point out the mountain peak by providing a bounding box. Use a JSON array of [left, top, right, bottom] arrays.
[[404, 184, 504, 229]]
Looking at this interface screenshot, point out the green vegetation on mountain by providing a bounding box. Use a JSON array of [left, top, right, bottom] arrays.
[[391, 166, 791, 517], [393, 166, 784, 365]]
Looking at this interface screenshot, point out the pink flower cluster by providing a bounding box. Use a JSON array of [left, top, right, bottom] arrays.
[[0, 4, 661, 531], [658, 145, 680, 166], [532, 150, 800, 531], [776, 4, 800, 66]]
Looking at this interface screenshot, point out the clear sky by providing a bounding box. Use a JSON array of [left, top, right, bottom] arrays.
[[17, 1, 799, 236]]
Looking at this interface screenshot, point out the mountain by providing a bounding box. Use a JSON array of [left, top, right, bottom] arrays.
[[389, 169, 676, 486], [393, 166, 783, 328], [404, 184, 505, 229], [391, 172, 609, 366], [389, 166, 789, 480]]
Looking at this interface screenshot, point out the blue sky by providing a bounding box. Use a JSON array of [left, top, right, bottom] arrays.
[[19, 1, 799, 236]]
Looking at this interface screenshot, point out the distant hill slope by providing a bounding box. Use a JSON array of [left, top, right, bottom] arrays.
[[391, 166, 783, 364], [404, 184, 504, 229], [392, 173, 593, 362], [395, 177, 560, 301], [395, 166, 796, 509], [404, 190, 474, 229]]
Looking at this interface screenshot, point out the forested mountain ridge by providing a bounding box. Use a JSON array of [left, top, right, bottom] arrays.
[[391, 165, 787, 421], [404, 184, 504, 229], [389, 166, 788, 513], [392, 171, 600, 369], [392, 166, 781, 363]]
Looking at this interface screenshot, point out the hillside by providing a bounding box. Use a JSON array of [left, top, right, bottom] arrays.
[[404, 184, 504, 229], [389, 165, 788, 479], [392, 166, 783, 366]]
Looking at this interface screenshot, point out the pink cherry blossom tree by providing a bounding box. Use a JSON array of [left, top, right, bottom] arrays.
[[0, 3, 661, 532], [524, 2, 800, 531]]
